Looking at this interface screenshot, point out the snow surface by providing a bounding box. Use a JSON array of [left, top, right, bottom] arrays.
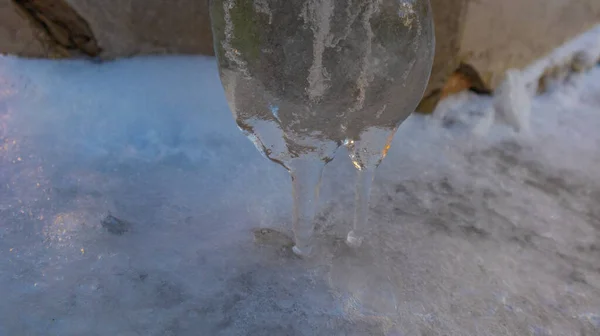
[[0, 55, 600, 335]]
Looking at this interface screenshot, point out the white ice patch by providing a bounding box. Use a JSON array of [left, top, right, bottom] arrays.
[[1, 26, 600, 335], [492, 69, 532, 134]]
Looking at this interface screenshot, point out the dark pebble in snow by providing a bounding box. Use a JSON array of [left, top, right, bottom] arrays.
[[101, 214, 131, 235]]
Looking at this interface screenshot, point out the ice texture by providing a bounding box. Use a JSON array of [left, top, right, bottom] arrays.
[[493, 69, 532, 134], [0, 55, 600, 335], [210, 0, 434, 167], [471, 69, 532, 137], [210, 0, 434, 255]]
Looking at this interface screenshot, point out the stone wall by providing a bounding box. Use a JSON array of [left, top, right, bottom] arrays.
[[419, 0, 600, 112], [461, 0, 600, 88], [1, 0, 213, 58], [0, 0, 46, 57], [1, 0, 599, 110]]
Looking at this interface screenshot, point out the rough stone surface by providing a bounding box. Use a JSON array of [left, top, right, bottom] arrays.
[[0, 0, 46, 57], [420, 0, 600, 112], [1, 0, 213, 59], [422, 0, 468, 99], [12, 0, 101, 57], [63, 0, 214, 58], [1, 0, 599, 110], [460, 0, 600, 88]]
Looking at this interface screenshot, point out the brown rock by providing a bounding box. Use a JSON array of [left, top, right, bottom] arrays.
[[417, 0, 469, 113], [420, 0, 600, 113], [11, 0, 100, 58], [460, 0, 600, 89], [1, 0, 213, 59], [424, 0, 469, 99], [0, 0, 46, 57], [1, 0, 598, 113], [64, 0, 214, 58]]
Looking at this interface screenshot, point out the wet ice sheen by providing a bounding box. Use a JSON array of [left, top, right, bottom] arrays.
[[210, 0, 434, 256], [1, 36, 600, 336]]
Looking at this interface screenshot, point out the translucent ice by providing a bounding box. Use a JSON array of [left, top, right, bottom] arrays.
[[1, 54, 600, 336], [210, 0, 435, 254]]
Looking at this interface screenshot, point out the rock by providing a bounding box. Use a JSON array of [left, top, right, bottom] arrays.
[[421, 0, 470, 104], [1, 0, 213, 59], [101, 214, 131, 235], [63, 0, 214, 58], [0, 0, 46, 57], [251, 228, 297, 258], [251, 228, 294, 248], [1, 0, 598, 113], [459, 0, 600, 89], [15, 0, 101, 57], [420, 0, 600, 113]]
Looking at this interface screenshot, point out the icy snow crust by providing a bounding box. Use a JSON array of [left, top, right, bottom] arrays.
[[1, 55, 600, 335]]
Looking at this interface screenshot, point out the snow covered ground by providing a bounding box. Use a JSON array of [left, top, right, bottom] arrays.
[[0, 55, 599, 335]]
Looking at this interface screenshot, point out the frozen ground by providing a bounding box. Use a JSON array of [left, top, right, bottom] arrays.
[[0, 55, 599, 336]]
